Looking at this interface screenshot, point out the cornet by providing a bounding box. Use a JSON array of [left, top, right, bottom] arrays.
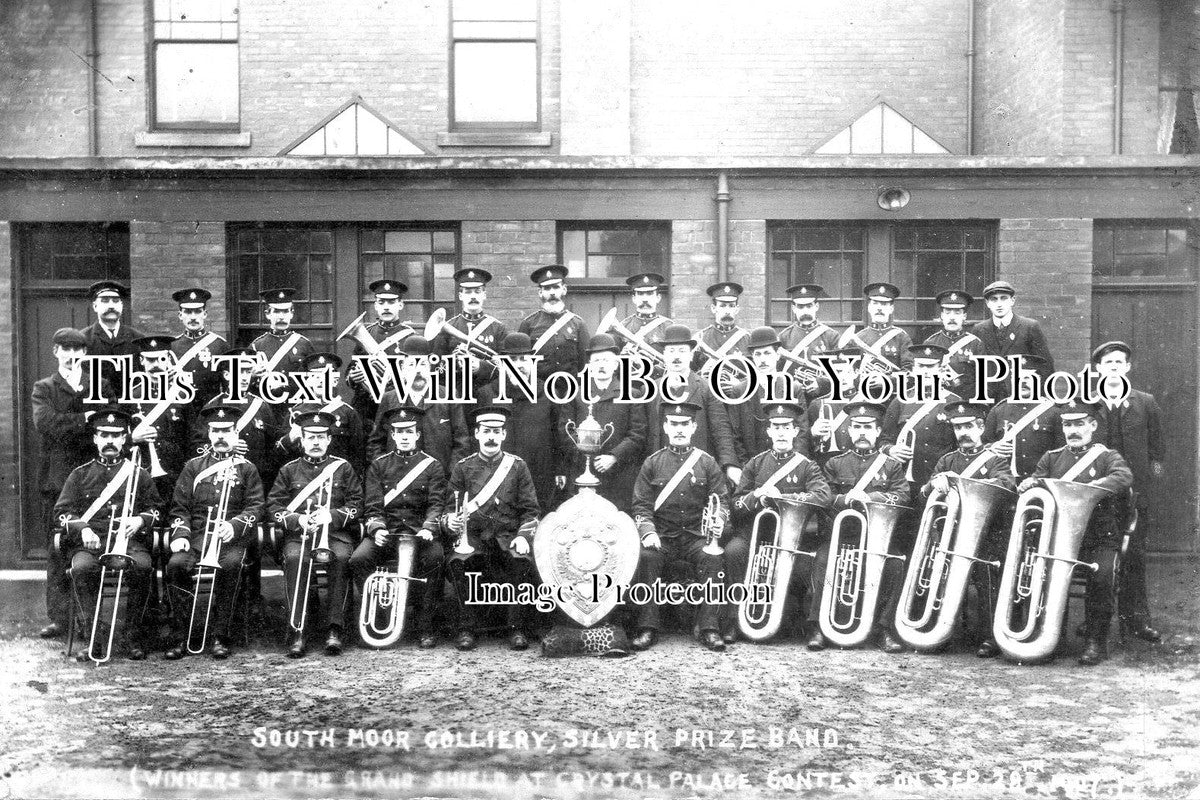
[[186, 460, 236, 654], [358, 531, 428, 649], [88, 450, 142, 664], [694, 340, 751, 383], [701, 494, 724, 555], [449, 492, 475, 558], [817, 403, 839, 454]]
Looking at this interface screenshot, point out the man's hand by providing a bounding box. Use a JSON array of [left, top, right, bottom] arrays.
[[416, 529, 434, 542], [82, 529, 101, 550], [308, 507, 332, 529], [1017, 477, 1039, 493], [707, 517, 725, 538], [288, 424, 301, 442], [726, 466, 743, 485], [511, 536, 530, 556], [811, 419, 832, 439], [233, 438, 250, 456], [754, 484, 783, 502], [641, 533, 662, 551], [929, 473, 950, 496], [845, 489, 871, 506], [889, 442, 913, 461], [446, 513, 466, 535], [347, 361, 367, 386], [215, 520, 235, 543], [373, 530, 388, 547], [592, 454, 617, 474], [120, 516, 144, 536], [991, 439, 1014, 458], [170, 538, 190, 553], [131, 424, 157, 444]]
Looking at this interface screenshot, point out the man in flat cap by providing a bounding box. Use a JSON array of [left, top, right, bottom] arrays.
[[778, 284, 841, 398], [693, 282, 750, 381], [630, 401, 732, 652], [345, 278, 416, 434], [1091, 341, 1164, 643], [1017, 399, 1133, 665], [617, 272, 673, 358], [169, 287, 229, 427], [279, 352, 366, 476], [971, 281, 1055, 402], [518, 265, 589, 380], [432, 268, 511, 405], [924, 289, 985, 401], [853, 282, 913, 373], [250, 287, 315, 387]]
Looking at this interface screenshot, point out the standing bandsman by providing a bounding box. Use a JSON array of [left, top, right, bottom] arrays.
[[278, 352, 366, 476], [192, 349, 282, 476], [432, 268, 510, 405], [778, 284, 840, 400], [729, 326, 810, 464], [728, 403, 832, 646], [983, 354, 1063, 480], [807, 347, 888, 464], [442, 406, 541, 652], [518, 265, 589, 380], [128, 334, 190, 508], [971, 281, 1055, 401], [1017, 399, 1133, 665], [693, 282, 750, 380], [854, 282, 913, 373], [1091, 341, 1164, 643], [920, 402, 1015, 658], [345, 279, 415, 433], [618, 272, 672, 357], [351, 405, 448, 649], [169, 287, 229, 426], [630, 401, 732, 652], [268, 411, 363, 658], [250, 288, 315, 385], [163, 405, 265, 660], [821, 402, 909, 653], [924, 290, 984, 401], [881, 344, 960, 493], [80, 280, 144, 390], [54, 409, 162, 661]]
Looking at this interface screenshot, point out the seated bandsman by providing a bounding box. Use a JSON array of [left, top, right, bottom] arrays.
[[192, 348, 282, 479], [693, 282, 750, 380], [278, 352, 366, 476], [919, 402, 1015, 658], [983, 354, 1063, 480], [730, 326, 810, 464], [1017, 399, 1133, 666], [728, 403, 832, 646], [618, 272, 673, 357], [924, 290, 984, 401], [630, 401, 732, 653], [251, 288, 315, 385], [442, 406, 540, 652], [822, 402, 909, 654], [54, 409, 162, 661], [351, 405, 447, 649], [268, 411, 363, 659], [345, 278, 415, 433], [882, 344, 960, 494], [163, 405, 266, 660], [169, 287, 229, 427]]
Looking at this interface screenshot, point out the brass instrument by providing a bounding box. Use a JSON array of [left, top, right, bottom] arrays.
[[992, 478, 1108, 663], [817, 402, 839, 454], [1001, 421, 1019, 477], [358, 531, 428, 649], [899, 428, 917, 483], [422, 308, 503, 367], [88, 450, 142, 664], [595, 308, 668, 369], [738, 494, 821, 641], [894, 476, 1012, 652], [819, 499, 910, 648], [694, 339, 751, 382], [701, 494, 724, 555], [287, 476, 334, 636], [450, 491, 475, 558], [186, 459, 237, 654], [777, 348, 826, 383]]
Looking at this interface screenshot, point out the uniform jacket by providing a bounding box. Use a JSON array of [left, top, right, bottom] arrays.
[[278, 398, 366, 475], [881, 393, 961, 487], [268, 455, 362, 545], [167, 453, 265, 548], [728, 375, 811, 463], [446, 451, 540, 543], [345, 318, 416, 428], [432, 312, 510, 395], [779, 321, 840, 399], [631, 446, 730, 539], [733, 448, 832, 518], [924, 446, 1017, 499], [822, 448, 909, 511], [691, 324, 750, 376], [982, 400, 1064, 478], [369, 391, 469, 475], [644, 373, 739, 469], [54, 458, 162, 552], [856, 323, 914, 371], [923, 329, 984, 402], [473, 382, 570, 513], [190, 392, 284, 469], [517, 309, 589, 377], [170, 330, 229, 418], [250, 329, 314, 378], [363, 449, 447, 538], [1029, 443, 1133, 541]]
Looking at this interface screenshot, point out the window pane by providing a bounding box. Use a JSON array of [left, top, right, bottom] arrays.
[[916, 228, 956, 250], [891, 253, 915, 295], [433, 231, 457, 253], [798, 228, 841, 251], [562, 230, 587, 277], [21, 223, 130, 282], [1092, 227, 1114, 278], [1115, 227, 1166, 255], [1166, 228, 1189, 276], [155, 42, 238, 125], [454, 42, 537, 123], [310, 231, 332, 254], [916, 252, 962, 297], [385, 231, 431, 253]]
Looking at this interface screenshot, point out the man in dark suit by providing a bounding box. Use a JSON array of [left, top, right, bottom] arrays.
[[1091, 340, 1164, 643], [971, 280, 1055, 402], [79, 280, 144, 389]]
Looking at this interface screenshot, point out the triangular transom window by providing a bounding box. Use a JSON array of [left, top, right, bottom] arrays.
[[283, 97, 430, 156], [815, 101, 950, 155]]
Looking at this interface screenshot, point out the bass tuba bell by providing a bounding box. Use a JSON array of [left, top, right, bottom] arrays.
[[738, 495, 822, 641], [358, 532, 427, 649]]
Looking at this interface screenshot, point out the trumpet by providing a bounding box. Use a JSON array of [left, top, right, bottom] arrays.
[[449, 491, 475, 558], [88, 449, 142, 664], [817, 403, 839, 454], [992, 478, 1108, 663], [595, 308, 668, 368], [287, 477, 333, 636], [422, 308, 503, 367], [819, 499, 910, 647], [701, 494, 724, 555], [358, 531, 428, 649], [1000, 421, 1019, 477], [894, 476, 1012, 652], [738, 494, 821, 641], [186, 460, 236, 655]]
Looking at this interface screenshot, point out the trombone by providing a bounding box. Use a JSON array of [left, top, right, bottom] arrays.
[[88, 449, 143, 664], [186, 460, 236, 654], [358, 530, 428, 649], [287, 476, 334, 636]]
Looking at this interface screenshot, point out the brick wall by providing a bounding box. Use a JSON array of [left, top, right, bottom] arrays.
[[129, 222, 228, 338], [996, 218, 1094, 369], [460, 221, 558, 323], [728, 219, 768, 329], [559, 0, 631, 155], [0, 221, 16, 564]]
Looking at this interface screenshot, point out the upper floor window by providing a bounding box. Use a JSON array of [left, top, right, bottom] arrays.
[[814, 101, 949, 155], [450, 0, 539, 130], [152, 0, 239, 130]]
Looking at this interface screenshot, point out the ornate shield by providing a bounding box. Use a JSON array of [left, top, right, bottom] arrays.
[[534, 487, 640, 628]]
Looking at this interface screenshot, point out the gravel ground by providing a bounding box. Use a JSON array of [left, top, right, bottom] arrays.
[[2, 558, 1198, 800]]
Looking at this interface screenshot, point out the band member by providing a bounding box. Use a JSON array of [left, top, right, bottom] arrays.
[[268, 411, 363, 658], [779, 284, 840, 400], [728, 403, 832, 646], [351, 405, 447, 649], [693, 282, 750, 379], [644, 324, 740, 485], [345, 279, 415, 433], [924, 290, 984, 401], [54, 409, 161, 660], [822, 402, 908, 653], [972, 280, 1055, 401], [983, 354, 1063, 479], [432, 268, 510, 404], [443, 406, 541, 652], [163, 405, 265, 660], [729, 326, 810, 463], [854, 282, 913, 372], [250, 287, 315, 384], [882, 344, 960, 492], [277, 352, 366, 476], [920, 402, 1015, 658], [807, 347, 889, 464], [1017, 399, 1133, 665], [80, 280, 144, 361], [618, 272, 672, 356], [169, 287, 229, 426], [369, 335, 469, 473], [1091, 340, 1164, 643], [191, 348, 282, 476], [630, 401, 732, 652], [32, 328, 109, 638], [563, 333, 648, 513], [127, 335, 190, 507], [476, 333, 570, 512], [518, 265, 589, 379]]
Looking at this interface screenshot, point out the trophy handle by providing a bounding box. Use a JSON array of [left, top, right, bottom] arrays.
[[564, 419, 578, 444], [601, 421, 615, 448]]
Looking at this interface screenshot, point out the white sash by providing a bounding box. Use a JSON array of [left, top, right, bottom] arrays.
[[712, 327, 748, 357], [235, 398, 265, 434], [896, 400, 942, 443], [260, 332, 304, 372], [961, 449, 998, 479], [1000, 401, 1056, 443], [173, 332, 222, 372], [383, 455, 437, 506], [285, 461, 344, 512], [654, 449, 704, 510], [627, 315, 669, 345], [787, 323, 831, 358], [77, 461, 137, 524], [945, 333, 980, 357], [854, 327, 903, 365], [192, 456, 242, 490], [375, 326, 414, 354], [760, 452, 809, 491], [1062, 445, 1107, 482], [461, 454, 517, 514], [532, 312, 577, 354], [851, 452, 893, 494]]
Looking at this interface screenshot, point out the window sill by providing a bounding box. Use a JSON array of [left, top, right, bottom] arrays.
[[436, 131, 553, 147], [135, 131, 252, 148]]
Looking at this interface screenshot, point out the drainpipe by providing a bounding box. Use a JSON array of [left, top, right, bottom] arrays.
[[966, 0, 976, 155], [1111, 1, 1125, 155], [86, 0, 99, 156], [715, 172, 730, 283]]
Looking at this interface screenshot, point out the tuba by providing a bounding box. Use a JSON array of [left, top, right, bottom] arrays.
[[819, 499, 909, 647], [894, 476, 1012, 651], [738, 495, 822, 641], [186, 459, 237, 654], [88, 450, 142, 664], [992, 478, 1108, 663], [358, 532, 427, 649]]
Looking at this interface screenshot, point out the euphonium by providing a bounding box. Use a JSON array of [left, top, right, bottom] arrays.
[[818, 499, 909, 647], [701, 494, 724, 555], [88, 449, 142, 664], [358, 532, 428, 649], [894, 476, 1012, 652], [992, 478, 1108, 663], [738, 495, 821, 641], [186, 460, 236, 655]]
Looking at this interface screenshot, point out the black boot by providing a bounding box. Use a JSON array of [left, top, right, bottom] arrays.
[[1078, 637, 1106, 666]]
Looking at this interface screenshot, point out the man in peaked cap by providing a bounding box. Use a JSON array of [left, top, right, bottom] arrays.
[[728, 325, 811, 466], [517, 265, 590, 379], [250, 287, 315, 384], [1017, 398, 1132, 665], [982, 352, 1064, 480], [629, 400, 732, 652], [127, 334, 190, 512], [432, 267, 511, 401], [345, 278, 417, 434], [853, 282, 913, 372], [693, 281, 750, 380], [881, 343, 960, 492], [80, 280, 144, 362], [277, 352, 365, 475], [924, 289, 984, 401], [618, 272, 673, 356], [778, 283, 841, 394], [971, 280, 1055, 401]]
